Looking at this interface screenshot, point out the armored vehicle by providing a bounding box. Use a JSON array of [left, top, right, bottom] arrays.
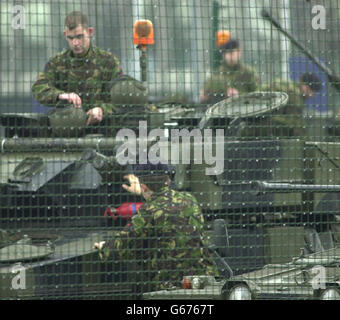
[[0, 228, 133, 299], [143, 246, 340, 300], [2, 90, 340, 299], [0, 104, 186, 299], [143, 218, 340, 300]]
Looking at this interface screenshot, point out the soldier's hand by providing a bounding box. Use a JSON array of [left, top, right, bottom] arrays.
[[227, 87, 239, 98], [93, 241, 106, 250], [58, 93, 82, 108], [122, 174, 142, 195], [86, 107, 103, 126]]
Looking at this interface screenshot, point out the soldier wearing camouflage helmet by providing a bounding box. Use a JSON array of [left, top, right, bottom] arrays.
[[32, 11, 123, 126], [200, 38, 259, 104], [93, 162, 216, 295]]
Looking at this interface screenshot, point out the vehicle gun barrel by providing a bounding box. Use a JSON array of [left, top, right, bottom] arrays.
[[1, 137, 117, 152], [251, 180, 340, 196], [261, 8, 340, 92]]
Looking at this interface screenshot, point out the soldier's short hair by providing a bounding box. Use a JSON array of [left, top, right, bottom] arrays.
[[65, 11, 89, 30], [299, 72, 322, 93], [221, 39, 240, 51]]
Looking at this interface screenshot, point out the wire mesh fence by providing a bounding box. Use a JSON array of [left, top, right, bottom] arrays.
[[0, 0, 340, 300]]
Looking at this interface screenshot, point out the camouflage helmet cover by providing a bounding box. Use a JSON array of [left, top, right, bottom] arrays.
[[48, 105, 87, 137], [109, 74, 147, 105]]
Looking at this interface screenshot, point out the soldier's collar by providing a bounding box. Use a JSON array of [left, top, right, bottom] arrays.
[[222, 61, 241, 71], [69, 45, 94, 59]]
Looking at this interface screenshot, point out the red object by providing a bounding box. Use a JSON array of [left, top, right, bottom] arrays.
[[181, 278, 192, 290], [133, 20, 154, 45], [104, 202, 143, 220], [216, 30, 231, 48]]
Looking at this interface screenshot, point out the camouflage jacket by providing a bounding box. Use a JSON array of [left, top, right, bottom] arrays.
[[203, 61, 259, 104], [101, 186, 217, 291], [32, 45, 122, 114]]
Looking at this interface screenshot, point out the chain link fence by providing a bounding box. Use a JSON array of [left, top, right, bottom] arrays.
[[0, 0, 340, 300]]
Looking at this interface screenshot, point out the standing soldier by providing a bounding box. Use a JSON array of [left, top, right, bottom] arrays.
[[200, 38, 259, 104], [93, 163, 216, 296], [32, 11, 123, 126]]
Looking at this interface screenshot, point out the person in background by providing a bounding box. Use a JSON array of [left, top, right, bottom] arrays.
[[247, 72, 322, 138], [200, 38, 259, 104]]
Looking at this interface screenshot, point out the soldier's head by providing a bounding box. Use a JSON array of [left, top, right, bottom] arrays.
[[64, 11, 94, 56], [134, 162, 175, 198], [298, 72, 322, 98], [221, 39, 242, 66]]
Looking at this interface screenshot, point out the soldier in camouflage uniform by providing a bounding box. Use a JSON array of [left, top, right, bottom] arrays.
[[243, 72, 322, 138], [93, 163, 216, 295], [32, 11, 123, 126], [201, 39, 259, 104]]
